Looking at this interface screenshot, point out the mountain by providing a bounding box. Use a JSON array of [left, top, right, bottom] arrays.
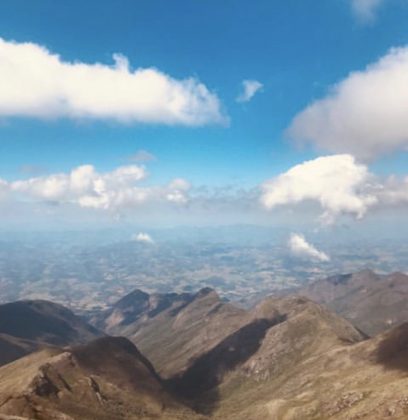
[[91, 288, 194, 333], [164, 295, 408, 419], [0, 336, 200, 420], [91, 287, 408, 418], [2, 289, 408, 419], [167, 295, 365, 415], [0, 333, 41, 367], [0, 300, 102, 366], [298, 269, 408, 335], [208, 317, 408, 420], [91, 287, 249, 378]]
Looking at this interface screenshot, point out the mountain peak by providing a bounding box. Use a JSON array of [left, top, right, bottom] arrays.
[[195, 287, 218, 299], [114, 289, 150, 309]]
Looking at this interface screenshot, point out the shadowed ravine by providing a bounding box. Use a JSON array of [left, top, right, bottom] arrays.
[[166, 315, 287, 414], [376, 322, 408, 371]]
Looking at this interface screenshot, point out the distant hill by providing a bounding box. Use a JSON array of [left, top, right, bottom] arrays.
[[0, 333, 41, 368], [298, 269, 408, 335], [0, 336, 199, 420], [0, 300, 103, 366]]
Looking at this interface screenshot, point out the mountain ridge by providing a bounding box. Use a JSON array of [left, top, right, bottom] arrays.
[[0, 336, 201, 420], [299, 269, 408, 335], [0, 299, 103, 367], [1, 275, 408, 419]]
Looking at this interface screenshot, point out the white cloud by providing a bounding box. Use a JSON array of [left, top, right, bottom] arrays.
[[350, 0, 385, 22], [2, 157, 408, 224], [166, 178, 191, 204], [378, 175, 408, 205], [287, 46, 408, 160], [132, 232, 154, 244], [10, 164, 190, 210], [236, 80, 263, 103], [260, 154, 378, 223], [0, 38, 226, 125], [288, 233, 330, 262]]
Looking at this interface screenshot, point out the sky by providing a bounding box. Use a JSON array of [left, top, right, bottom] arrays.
[[0, 0, 407, 239]]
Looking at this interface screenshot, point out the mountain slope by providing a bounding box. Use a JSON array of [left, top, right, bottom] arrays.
[[0, 333, 41, 367], [0, 300, 103, 366], [0, 336, 201, 420], [92, 288, 194, 333], [167, 295, 365, 414], [161, 294, 407, 419], [299, 270, 408, 335], [211, 320, 408, 420], [2, 290, 408, 419], [87, 286, 408, 419], [92, 288, 249, 378]]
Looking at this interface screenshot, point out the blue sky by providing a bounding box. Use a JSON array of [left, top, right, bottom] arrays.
[[0, 0, 407, 233]]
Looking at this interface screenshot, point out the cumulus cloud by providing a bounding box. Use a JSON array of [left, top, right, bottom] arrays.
[[260, 154, 378, 223], [350, 0, 385, 22], [9, 164, 190, 210], [236, 80, 263, 103], [287, 46, 408, 160], [132, 232, 154, 244], [166, 178, 191, 204], [0, 38, 226, 125], [288, 233, 330, 262]]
